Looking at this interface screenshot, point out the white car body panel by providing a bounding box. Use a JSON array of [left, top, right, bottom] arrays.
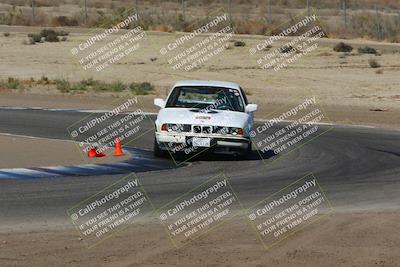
[[154, 80, 257, 154], [156, 108, 249, 129]]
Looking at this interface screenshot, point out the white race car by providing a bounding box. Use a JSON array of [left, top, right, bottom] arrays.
[[153, 80, 257, 158]]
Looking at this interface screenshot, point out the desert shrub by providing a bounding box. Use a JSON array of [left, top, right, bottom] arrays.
[[0, 77, 22, 89], [40, 29, 56, 38], [27, 29, 69, 43], [80, 78, 97, 87], [55, 79, 71, 93], [350, 12, 400, 41], [44, 34, 59, 42], [92, 81, 125, 92], [71, 82, 88, 91], [368, 58, 381, 68], [3, 32, 10, 37], [28, 33, 42, 42], [40, 75, 50, 84], [110, 81, 125, 92], [262, 44, 273, 51], [39, 29, 59, 42], [358, 46, 377, 54], [56, 30, 69, 36], [93, 7, 132, 28], [61, 79, 102, 92], [333, 42, 353, 52], [7, 77, 20, 89], [129, 82, 153, 95], [70, 78, 98, 91], [233, 40, 246, 47], [93, 81, 110, 92], [281, 45, 295, 53], [22, 38, 35, 45], [0, 7, 31, 26]]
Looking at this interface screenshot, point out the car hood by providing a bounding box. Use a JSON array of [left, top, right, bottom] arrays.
[[156, 108, 249, 127]]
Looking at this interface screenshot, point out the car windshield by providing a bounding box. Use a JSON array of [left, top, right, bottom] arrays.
[[165, 86, 245, 112]]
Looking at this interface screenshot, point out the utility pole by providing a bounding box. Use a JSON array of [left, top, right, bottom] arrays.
[[375, 4, 382, 40], [306, 0, 310, 16], [227, 0, 232, 21], [135, 0, 138, 14], [267, 0, 272, 23], [31, 0, 35, 21], [342, 0, 347, 29], [181, 0, 186, 22], [84, 0, 88, 22]]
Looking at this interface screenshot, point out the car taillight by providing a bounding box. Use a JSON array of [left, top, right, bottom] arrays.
[[161, 124, 168, 131]]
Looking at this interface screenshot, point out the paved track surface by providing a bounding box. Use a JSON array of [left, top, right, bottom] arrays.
[[0, 108, 399, 231]]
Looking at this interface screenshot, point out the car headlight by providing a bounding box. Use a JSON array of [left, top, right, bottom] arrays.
[[161, 123, 168, 131], [161, 124, 191, 132], [230, 127, 244, 136], [213, 126, 229, 135], [169, 124, 184, 132]]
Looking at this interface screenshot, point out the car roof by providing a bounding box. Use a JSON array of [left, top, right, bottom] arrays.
[[173, 80, 241, 90]]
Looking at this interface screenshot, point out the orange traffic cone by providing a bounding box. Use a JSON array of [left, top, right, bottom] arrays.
[[88, 147, 97, 158], [88, 147, 106, 158], [96, 150, 106, 157], [114, 138, 124, 156]]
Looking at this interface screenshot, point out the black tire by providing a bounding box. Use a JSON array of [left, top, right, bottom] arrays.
[[153, 138, 168, 158], [237, 141, 252, 160]]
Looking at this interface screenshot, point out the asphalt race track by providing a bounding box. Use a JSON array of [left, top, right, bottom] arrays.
[[0, 108, 399, 231]]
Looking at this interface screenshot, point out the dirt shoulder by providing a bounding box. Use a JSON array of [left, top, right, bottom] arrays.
[[0, 212, 399, 266], [1, 27, 399, 129], [0, 134, 129, 169]]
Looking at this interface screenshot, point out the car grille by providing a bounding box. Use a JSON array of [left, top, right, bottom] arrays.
[[167, 124, 234, 135], [193, 125, 201, 133], [192, 125, 231, 134], [192, 125, 218, 134]]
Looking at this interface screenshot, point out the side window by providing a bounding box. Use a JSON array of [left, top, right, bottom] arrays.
[[239, 87, 249, 105]]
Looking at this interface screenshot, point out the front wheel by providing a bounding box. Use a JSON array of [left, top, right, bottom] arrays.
[[237, 141, 252, 160], [154, 138, 168, 158]]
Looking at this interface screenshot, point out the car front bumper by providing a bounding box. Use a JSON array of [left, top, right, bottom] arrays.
[[156, 132, 250, 151]]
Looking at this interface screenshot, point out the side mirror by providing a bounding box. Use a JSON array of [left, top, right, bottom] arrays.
[[154, 98, 165, 108], [245, 103, 258, 113]]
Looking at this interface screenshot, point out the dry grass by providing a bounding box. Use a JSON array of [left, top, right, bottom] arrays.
[[0, 0, 399, 40]]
